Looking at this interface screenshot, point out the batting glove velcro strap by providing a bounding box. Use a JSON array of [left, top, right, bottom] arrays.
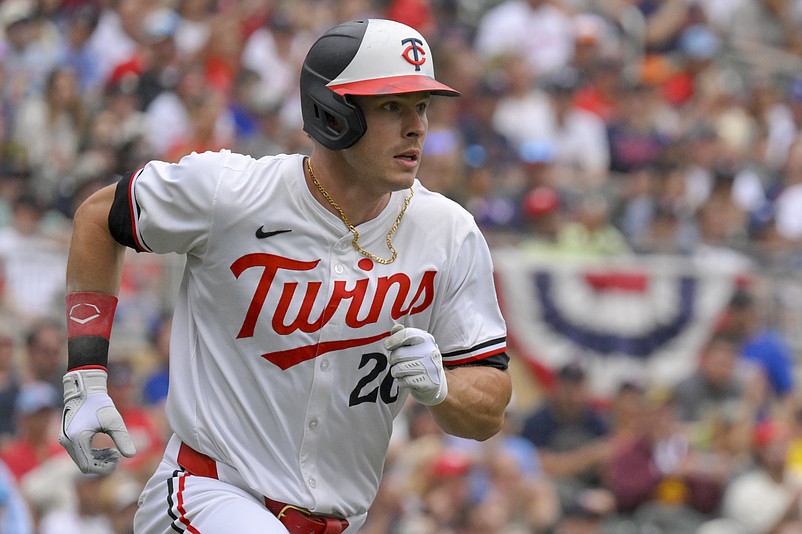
[[59, 369, 136, 475], [384, 324, 448, 406]]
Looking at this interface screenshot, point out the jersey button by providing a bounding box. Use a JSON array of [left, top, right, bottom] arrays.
[[320, 359, 329, 370], [309, 478, 317, 488], [334, 264, 344, 274], [308, 418, 318, 429]]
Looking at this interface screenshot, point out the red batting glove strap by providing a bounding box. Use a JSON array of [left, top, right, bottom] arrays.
[[65, 292, 118, 341]]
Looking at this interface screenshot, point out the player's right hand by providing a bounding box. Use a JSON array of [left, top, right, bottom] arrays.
[[59, 368, 136, 475]]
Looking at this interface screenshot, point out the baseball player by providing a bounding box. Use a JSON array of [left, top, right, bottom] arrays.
[[59, 18, 512, 534]]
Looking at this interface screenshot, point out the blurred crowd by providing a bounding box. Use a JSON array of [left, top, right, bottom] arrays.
[[2, 0, 802, 532]]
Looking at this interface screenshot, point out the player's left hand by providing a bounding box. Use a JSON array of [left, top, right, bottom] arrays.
[[384, 324, 448, 406]]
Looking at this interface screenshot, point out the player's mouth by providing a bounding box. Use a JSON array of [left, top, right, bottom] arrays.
[[394, 150, 420, 168]]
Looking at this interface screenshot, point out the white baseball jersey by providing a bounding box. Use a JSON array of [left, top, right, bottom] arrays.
[[114, 150, 507, 517]]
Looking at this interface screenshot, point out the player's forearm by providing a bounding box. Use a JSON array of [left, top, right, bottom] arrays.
[[66, 185, 126, 295], [429, 366, 512, 441]]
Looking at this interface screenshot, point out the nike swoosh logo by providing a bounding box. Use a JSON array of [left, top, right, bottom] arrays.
[[256, 227, 292, 239], [62, 406, 70, 436]]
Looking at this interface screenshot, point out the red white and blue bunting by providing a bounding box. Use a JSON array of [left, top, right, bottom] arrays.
[[493, 249, 751, 398]]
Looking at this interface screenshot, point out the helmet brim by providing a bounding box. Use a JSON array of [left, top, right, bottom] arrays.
[[328, 75, 460, 97]]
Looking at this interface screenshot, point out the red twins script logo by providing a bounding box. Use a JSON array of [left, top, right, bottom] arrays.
[[231, 253, 436, 369]]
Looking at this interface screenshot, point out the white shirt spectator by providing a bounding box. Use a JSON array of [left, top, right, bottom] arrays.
[[721, 468, 799, 534], [493, 89, 553, 150], [144, 90, 190, 158], [241, 25, 312, 111], [495, 65, 610, 179], [474, 0, 575, 77], [548, 105, 610, 177], [85, 6, 137, 88], [774, 183, 802, 240]]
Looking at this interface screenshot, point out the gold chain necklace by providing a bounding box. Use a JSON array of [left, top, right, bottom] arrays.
[[307, 159, 413, 265]]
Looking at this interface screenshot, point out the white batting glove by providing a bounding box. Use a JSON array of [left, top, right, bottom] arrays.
[[384, 324, 448, 406], [59, 369, 136, 475]]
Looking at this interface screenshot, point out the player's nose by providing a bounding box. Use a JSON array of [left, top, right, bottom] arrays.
[[402, 108, 427, 139]]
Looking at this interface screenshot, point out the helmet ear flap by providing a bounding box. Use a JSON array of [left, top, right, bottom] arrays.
[[301, 81, 366, 150]]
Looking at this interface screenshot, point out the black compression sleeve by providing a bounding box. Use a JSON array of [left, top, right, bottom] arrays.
[[108, 171, 145, 251]]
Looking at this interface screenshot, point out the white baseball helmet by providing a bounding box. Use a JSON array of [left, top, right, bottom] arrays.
[[300, 19, 460, 150]]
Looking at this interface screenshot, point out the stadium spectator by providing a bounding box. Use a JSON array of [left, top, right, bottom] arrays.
[[1, 0, 60, 104], [718, 418, 802, 534], [468, 409, 561, 533], [490, 52, 552, 153], [140, 313, 170, 408], [83, 0, 139, 88], [23, 318, 66, 392], [0, 193, 67, 319], [0, 329, 21, 445], [103, 4, 184, 113], [616, 79, 680, 168], [605, 387, 735, 533], [173, 0, 215, 62], [12, 65, 88, 204], [143, 61, 228, 159], [773, 137, 802, 243], [106, 360, 164, 485], [474, 0, 575, 77], [769, 76, 802, 167], [519, 362, 616, 530], [540, 65, 610, 191], [240, 11, 310, 117], [1, 380, 64, 481], [554, 191, 633, 257], [38, 471, 114, 534], [58, 4, 102, 95], [0, 458, 33, 534], [721, 288, 795, 406], [673, 331, 767, 457], [194, 7, 244, 96], [574, 56, 624, 124], [455, 76, 517, 173]]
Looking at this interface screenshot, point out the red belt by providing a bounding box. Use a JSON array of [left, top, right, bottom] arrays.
[[177, 442, 349, 534]]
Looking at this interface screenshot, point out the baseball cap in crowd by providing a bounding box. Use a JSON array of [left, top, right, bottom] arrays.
[[15, 381, 59, 416], [518, 140, 556, 165], [142, 7, 179, 42], [430, 450, 472, 478], [678, 24, 721, 61], [752, 418, 787, 449], [522, 186, 560, 218]]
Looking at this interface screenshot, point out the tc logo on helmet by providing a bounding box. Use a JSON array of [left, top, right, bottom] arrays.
[[401, 38, 426, 71]]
